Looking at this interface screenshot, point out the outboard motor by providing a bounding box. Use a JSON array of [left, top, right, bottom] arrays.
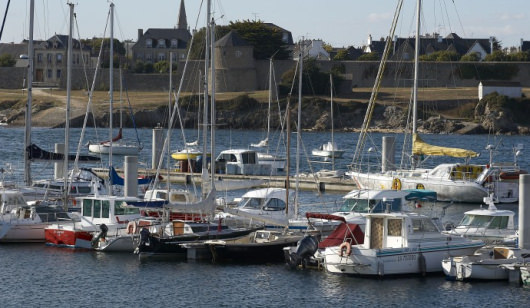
[[287, 235, 319, 269], [134, 227, 152, 254], [91, 224, 109, 248]]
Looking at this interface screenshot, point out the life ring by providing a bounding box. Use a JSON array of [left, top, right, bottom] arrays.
[[339, 241, 351, 257], [416, 183, 425, 190], [391, 178, 402, 190], [127, 221, 137, 234]]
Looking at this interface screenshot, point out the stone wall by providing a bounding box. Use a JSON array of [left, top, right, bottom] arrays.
[[3, 61, 530, 93]]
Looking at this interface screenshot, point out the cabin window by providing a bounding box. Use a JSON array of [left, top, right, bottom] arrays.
[[264, 198, 286, 211], [93, 200, 101, 218], [387, 219, 402, 236], [78, 187, 91, 194], [340, 198, 375, 213], [82, 199, 92, 216], [488, 216, 509, 229], [460, 214, 490, 227], [241, 152, 257, 164], [412, 218, 439, 232], [239, 198, 263, 209], [102, 201, 110, 218], [114, 201, 140, 215]]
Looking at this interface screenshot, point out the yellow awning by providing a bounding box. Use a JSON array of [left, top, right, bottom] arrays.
[[412, 134, 479, 158]]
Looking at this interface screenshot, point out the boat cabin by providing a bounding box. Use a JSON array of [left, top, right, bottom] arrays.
[[215, 149, 274, 175], [338, 189, 437, 214], [236, 188, 290, 212], [363, 213, 440, 250], [428, 163, 484, 181], [78, 195, 141, 226]]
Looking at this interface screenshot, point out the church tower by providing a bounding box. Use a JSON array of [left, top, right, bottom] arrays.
[[176, 0, 188, 30]]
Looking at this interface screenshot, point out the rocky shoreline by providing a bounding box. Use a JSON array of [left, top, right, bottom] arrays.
[[2, 91, 529, 135]]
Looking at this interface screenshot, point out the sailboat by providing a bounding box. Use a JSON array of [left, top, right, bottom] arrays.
[[312, 75, 344, 159], [346, 0, 516, 203], [250, 57, 286, 172], [88, 69, 142, 155]]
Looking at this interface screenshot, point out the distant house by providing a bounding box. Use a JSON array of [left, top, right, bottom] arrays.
[[294, 39, 330, 60], [362, 34, 386, 57], [478, 81, 522, 100], [131, 0, 191, 65], [391, 33, 492, 61]]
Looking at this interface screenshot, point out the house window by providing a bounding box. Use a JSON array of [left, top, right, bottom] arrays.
[[146, 39, 152, 48], [56, 69, 62, 78], [56, 53, 63, 64], [158, 39, 166, 48], [47, 53, 52, 64], [158, 53, 165, 61], [171, 39, 178, 48], [172, 53, 177, 61], [37, 53, 43, 63], [146, 53, 152, 62], [47, 69, 52, 78]]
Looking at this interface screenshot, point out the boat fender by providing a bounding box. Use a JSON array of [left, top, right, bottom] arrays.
[[392, 178, 402, 190], [127, 221, 137, 234], [339, 241, 351, 257], [418, 253, 426, 276]]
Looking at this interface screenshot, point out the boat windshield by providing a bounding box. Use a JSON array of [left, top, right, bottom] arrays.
[[459, 214, 499, 228], [412, 218, 440, 232], [238, 197, 264, 210], [340, 198, 401, 213], [115, 201, 140, 215]]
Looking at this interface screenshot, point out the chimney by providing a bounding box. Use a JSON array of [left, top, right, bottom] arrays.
[[138, 29, 143, 41]]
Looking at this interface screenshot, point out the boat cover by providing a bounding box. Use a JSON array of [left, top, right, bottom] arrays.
[[318, 223, 364, 249], [305, 212, 346, 223], [404, 189, 437, 201], [412, 134, 478, 158], [27, 144, 100, 162], [109, 166, 155, 186]]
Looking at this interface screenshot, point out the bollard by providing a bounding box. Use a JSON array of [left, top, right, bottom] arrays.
[[124, 156, 138, 198]]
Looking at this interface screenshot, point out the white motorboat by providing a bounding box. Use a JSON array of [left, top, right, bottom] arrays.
[[312, 141, 344, 158], [323, 210, 484, 276], [216, 149, 281, 176], [441, 246, 530, 281], [443, 195, 517, 245]]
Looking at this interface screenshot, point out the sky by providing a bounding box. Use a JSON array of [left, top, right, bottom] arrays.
[[0, 0, 529, 49]]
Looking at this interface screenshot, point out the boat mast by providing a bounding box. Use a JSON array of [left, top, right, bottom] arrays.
[[23, 0, 34, 186], [201, 0, 211, 196], [266, 57, 273, 153], [63, 2, 74, 205], [168, 51, 173, 190], [330, 74, 335, 171], [294, 39, 303, 218], [108, 2, 114, 194], [412, 0, 421, 167], [209, 5, 216, 189]]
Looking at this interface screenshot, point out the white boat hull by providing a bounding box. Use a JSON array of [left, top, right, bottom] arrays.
[[0, 222, 48, 243], [312, 149, 345, 158], [89, 143, 140, 155], [349, 171, 488, 203], [324, 242, 483, 276], [441, 256, 510, 280]]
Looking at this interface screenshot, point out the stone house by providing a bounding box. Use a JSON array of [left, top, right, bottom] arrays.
[[131, 0, 191, 65]]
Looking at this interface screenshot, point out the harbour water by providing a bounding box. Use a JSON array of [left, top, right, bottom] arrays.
[[1, 127, 529, 306]]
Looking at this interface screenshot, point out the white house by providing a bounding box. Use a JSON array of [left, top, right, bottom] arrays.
[[478, 81, 522, 100]]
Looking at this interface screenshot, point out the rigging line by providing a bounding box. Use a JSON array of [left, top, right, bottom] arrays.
[[150, 6, 202, 192], [351, 0, 404, 169], [121, 75, 143, 150], [0, 0, 10, 41], [73, 8, 110, 171], [74, 12, 91, 92]]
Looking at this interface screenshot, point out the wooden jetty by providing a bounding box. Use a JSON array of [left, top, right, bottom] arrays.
[[92, 168, 357, 193]]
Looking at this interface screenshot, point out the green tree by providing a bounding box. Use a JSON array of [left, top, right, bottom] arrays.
[[0, 54, 16, 67], [154, 60, 169, 73], [506, 51, 530, 62], [82, 37, 126, 68], [357, 52, 380, 61], [333, 49, 351, 61], [484, 50, 506, 62], [460, 52, 481, 62], [279, 57, 342, 96], [420, 50, 460, 62], [188, 20, 290, 60]]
